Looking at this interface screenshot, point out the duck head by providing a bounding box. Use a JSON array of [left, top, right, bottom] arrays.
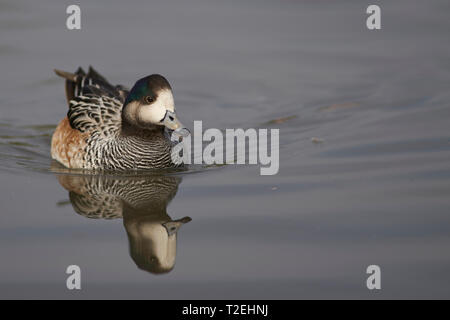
[[124, 214, 191, 274], [122, 74, 183, 131]]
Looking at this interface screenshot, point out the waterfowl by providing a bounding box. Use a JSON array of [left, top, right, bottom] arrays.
[[57, 173, 191, 274], [51, 66, 185, 170]]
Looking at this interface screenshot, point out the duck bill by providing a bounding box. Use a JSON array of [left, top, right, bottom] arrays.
[[161, 110, 183, 130], [162, 216, 192, 236], [161, 110, 190, 137]]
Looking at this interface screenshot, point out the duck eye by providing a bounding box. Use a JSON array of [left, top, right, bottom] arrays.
[[145, 96, 154, 104]]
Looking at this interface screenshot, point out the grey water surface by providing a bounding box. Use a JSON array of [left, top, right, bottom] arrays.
[[1, 0, 450, 299]]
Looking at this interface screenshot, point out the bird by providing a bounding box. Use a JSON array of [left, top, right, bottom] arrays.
[[56, 172, 191, 274], [51, 66, 187, 170]]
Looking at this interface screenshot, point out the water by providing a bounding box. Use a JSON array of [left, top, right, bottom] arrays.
[[1, 0, 450, 299]]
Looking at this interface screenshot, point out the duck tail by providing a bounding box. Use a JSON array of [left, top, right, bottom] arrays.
[[54, 66, 125, 105], [54, 67, 86, 106]]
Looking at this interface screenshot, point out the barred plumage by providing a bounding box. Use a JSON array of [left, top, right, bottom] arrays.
[[58, 174, 182, 219], [51, 66, 184, 170], [57, 173, 192, 274]]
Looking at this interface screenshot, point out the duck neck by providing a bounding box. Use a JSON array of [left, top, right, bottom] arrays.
[[120, 120, 164, 138]]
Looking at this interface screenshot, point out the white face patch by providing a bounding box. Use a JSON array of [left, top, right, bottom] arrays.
[[137, 89, 175, 125]]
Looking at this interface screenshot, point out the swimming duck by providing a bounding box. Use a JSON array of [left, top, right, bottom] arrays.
[[56, 172, 191, 274], [51, 66, 186, 170]]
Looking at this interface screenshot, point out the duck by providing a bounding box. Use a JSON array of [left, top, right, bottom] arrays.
[[56, 172, 191, 274], [51, 66, 187, 170]]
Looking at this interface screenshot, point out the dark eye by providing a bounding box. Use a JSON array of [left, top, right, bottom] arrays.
[[145, 96, 154, 104]]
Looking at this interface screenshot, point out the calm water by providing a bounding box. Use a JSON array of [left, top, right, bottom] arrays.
[[1, 0, 450, 299]]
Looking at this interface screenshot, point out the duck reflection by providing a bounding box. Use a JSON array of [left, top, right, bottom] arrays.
[[56, 173, 191, 274]]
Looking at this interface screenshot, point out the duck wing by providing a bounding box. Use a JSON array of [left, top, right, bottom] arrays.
[[55, 66, 129, 137]]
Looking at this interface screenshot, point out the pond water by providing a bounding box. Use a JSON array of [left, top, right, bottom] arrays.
[[1, 0, 450, 298]]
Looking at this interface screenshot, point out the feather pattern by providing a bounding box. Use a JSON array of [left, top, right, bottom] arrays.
[[58, 174, 181, 219], [52, 66, 179, 170], [67, 95, 123, 136]]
